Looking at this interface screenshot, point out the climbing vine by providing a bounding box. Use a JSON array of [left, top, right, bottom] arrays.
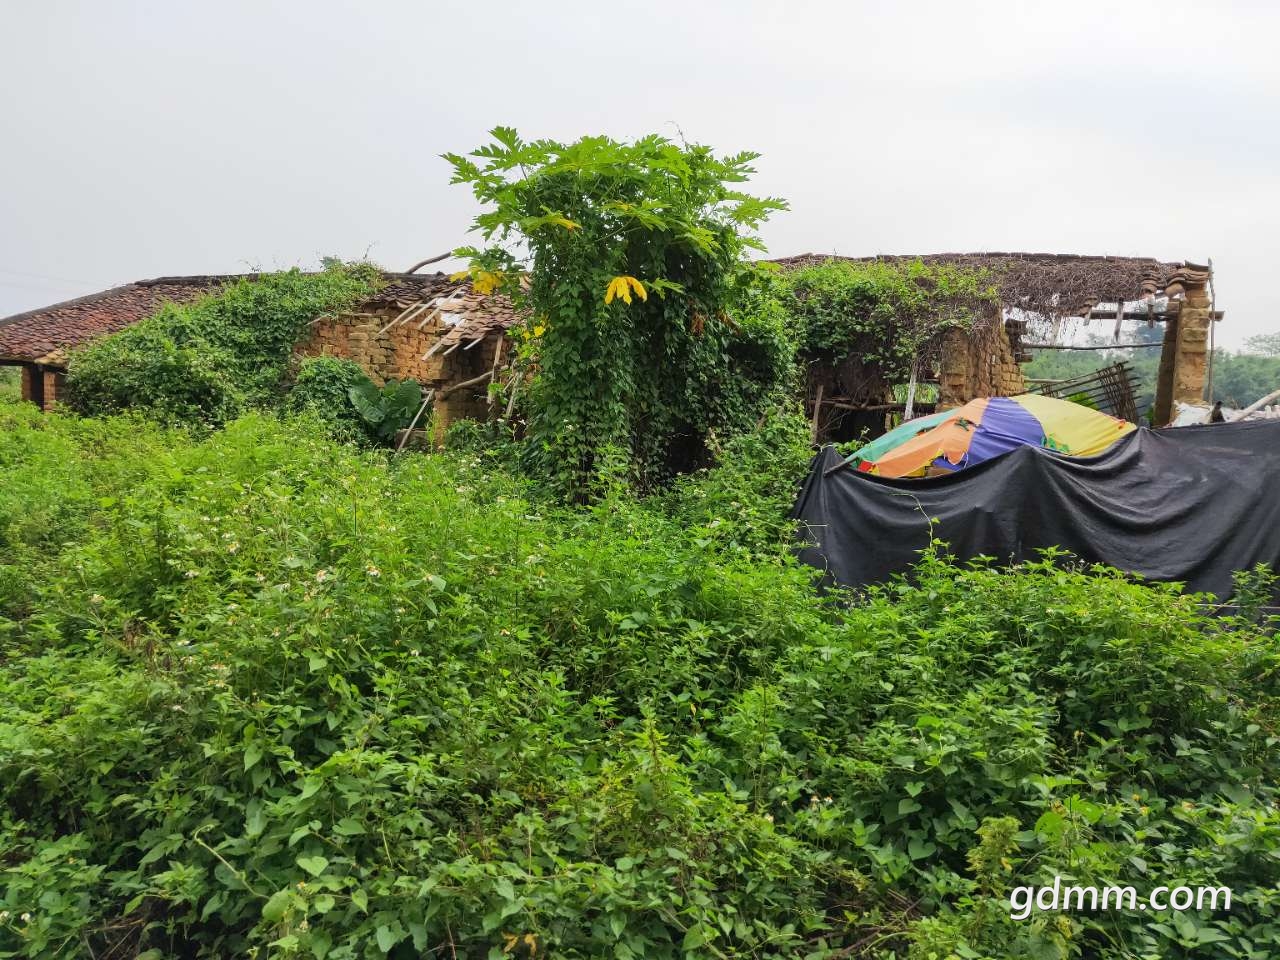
[[66, 264, 381, 426], [783, 259, 999, 403], [445, 128, 789, 495]]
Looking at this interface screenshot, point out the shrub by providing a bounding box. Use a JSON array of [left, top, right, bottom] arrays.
[[658, 401, 813, 558], [65, 264, 380, 426], [0, 410, 1276, 959], [286, 356, 375, 443]]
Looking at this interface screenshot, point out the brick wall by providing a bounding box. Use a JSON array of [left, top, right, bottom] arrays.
[[937, 318, 1025, 409], [296, 307, 506, 437]]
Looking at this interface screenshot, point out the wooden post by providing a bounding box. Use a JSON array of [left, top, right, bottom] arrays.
[[486, 337, 505, 418], [810, 383, 824, 443]]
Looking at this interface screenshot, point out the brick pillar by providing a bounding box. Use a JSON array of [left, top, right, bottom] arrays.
[[41, 369, 64, 411], [20, 364, 38, 404], [1152, 265, 1212, 425], [1173, 284, 1211, 406], [20, 364, 50, 409]]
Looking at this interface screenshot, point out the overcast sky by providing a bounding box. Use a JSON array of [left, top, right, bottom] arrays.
[[2, 1, 1276, 346]]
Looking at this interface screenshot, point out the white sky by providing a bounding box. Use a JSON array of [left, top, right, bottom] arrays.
[[2, 0, 1277, 346]]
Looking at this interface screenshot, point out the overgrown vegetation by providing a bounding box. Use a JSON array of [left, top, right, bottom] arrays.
[[784, 259, 998, 382], [285, 356, 376, 443], [1, 398, 1277, 959], [65, 264, 381, 426], [447, 128, 792, 495], [285, 357, 424, 448]]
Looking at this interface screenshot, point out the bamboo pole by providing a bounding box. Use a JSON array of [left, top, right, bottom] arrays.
[[394, 388, 435, 456]]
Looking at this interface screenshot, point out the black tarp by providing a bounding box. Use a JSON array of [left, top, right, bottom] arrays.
[[792, 418, 1280, 600]]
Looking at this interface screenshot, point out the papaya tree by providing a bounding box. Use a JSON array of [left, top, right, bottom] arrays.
[[445, 128, 789, 496]]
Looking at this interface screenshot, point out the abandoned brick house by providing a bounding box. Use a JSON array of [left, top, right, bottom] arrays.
[[0, 270, 517, 432], [771, 252, 1216, 440], [1, 253, 1215, 437]]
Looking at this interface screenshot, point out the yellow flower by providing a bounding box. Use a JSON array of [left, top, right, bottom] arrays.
[[532, 324, 546, 337], [448, 270, 470, 282], [472, 270, 502, 295], [550, 216, 580, 231], [604, 276, 648, 305]]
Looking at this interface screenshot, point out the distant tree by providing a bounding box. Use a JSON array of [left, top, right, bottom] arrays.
[[1207, 350, 1280, 407], [1243, 331, 1280, 357]]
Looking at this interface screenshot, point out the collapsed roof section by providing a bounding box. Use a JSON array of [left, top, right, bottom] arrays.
[[0, 272, 521, 367], [364, 274, 521, 359]]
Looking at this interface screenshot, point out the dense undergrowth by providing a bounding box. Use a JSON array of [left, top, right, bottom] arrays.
[[1, 398, 1278, 959]]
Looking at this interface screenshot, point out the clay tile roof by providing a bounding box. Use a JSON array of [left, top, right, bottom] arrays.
[[0, 276, 242, 365], [769, 252, 1193, 317], [0, 271, 525, 367], [367, 272, 525, 351]]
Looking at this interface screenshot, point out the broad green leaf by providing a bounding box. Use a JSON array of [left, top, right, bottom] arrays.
[[296, 854, 328, 877]]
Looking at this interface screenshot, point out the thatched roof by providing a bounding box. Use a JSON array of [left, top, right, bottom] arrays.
[[770, 252, 1206, 320]]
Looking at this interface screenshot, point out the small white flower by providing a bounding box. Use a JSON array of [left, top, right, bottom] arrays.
[[227, 542, 239, 554], [365, 564, 381, 577], [90, 594, 105, 605], [20, 913, 30, 924], [185, 570, 200, 579]]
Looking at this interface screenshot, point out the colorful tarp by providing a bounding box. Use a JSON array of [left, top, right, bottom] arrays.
[[849, 394, 1136, 478]]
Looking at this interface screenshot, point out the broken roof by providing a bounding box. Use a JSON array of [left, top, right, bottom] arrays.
[[0, 271, 520, 366], [1, 254, 1209, 366], [365, 274, 521, 354], [770, 252, 1204, 319]]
